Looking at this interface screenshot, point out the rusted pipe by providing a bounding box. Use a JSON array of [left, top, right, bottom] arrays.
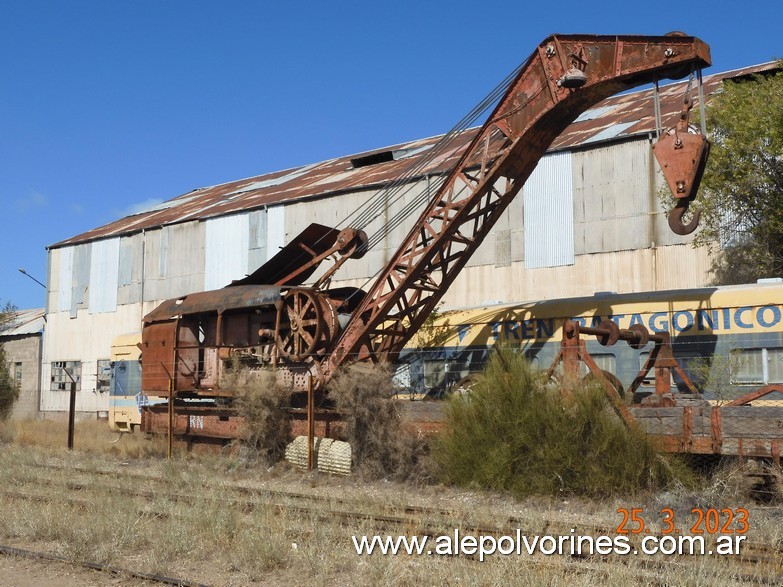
[[572, 320, 663, 348]]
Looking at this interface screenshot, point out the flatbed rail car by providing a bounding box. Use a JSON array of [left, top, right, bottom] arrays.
[[399, 281, 783, 402], [398, 281, 783, 461]]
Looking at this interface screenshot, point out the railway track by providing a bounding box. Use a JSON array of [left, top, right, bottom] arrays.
[[0, 544, 207, 587], [2, 459, 782, 586]]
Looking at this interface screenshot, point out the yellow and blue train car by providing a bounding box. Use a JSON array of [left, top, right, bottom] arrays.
[[397, 281, 783, 401], [108, 332, 165, 432]]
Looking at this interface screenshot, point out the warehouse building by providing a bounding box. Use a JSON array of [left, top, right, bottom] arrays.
[[40, 62, 776, 418], [1, 308, 44, 420]]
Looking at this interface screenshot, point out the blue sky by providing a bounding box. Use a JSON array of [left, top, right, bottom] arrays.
[[1, 1, 780, 309]]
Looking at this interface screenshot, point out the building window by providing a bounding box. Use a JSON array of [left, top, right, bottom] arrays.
[[51, 361, 81, 391], [14, 363, 22, 386], [96, 360, 111, 394]]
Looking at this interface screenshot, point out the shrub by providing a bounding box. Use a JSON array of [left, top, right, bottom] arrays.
[[327, 363, 430, 481], [435, 347, 687, 498], [229, 368, 291, 465]]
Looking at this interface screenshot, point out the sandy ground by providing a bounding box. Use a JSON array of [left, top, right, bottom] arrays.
[[0, 553, 171, 587]]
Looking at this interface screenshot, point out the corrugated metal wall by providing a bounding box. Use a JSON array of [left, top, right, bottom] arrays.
[[204, 214, 250, 290], [159, 221, 204, 298], [117, 233, 143, 305], [267, 206, 285, 262], [88, 237, 120, 314], [444, 245, 713, 309], [524, 152, 574, 269], [248, 209, 267, 273], [57, 246, 73, 313], [573, 139, 652, 254], [71, 244, 91, 318]]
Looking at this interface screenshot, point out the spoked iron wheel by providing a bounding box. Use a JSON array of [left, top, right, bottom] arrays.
[[276, 289, 324, 361]]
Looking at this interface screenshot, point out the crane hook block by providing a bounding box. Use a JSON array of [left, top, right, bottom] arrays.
[[652, 130, 710, 235]]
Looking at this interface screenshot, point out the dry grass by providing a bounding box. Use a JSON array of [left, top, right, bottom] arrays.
[[3, 418, 168, 458], [0, 370, 781, 586], [0, 438, 781, 586]]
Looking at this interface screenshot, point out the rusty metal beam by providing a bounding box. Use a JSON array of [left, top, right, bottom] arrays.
[[325, 34, 711, 378]]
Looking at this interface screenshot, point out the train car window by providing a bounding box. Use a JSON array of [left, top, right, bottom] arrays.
[[581, 353, 616, 377], [96, 359, 111, 394], [392, 363, 411, 389], [445, 360, 471, 385], [637, 351, 705, 389], [672, 352, 705, 389], [638, 352, 655, 386], [424, 360, 446, 391], [731, 349, 765, 385], [768, 348, 783, 383]]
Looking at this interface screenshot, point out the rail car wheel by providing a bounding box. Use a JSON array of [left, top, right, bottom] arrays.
[[447, 374, 479, 397], [583, 369, 625, 400]]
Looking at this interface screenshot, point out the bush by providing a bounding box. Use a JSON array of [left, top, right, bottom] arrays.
[[435, 347, 687, 498], [0, 345, 19, 421], [327, 363, 430, 481], [229, 368, 291, 465]]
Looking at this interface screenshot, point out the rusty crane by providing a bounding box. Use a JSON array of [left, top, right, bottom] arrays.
[[138, 33, 712, 442]]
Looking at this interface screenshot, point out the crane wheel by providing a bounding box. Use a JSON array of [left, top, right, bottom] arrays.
[[276, 289, 325, 361]]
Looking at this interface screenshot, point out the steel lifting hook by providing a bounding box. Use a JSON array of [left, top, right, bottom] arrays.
[[668, 198, 701, 236], [652, 68, 710, 237]]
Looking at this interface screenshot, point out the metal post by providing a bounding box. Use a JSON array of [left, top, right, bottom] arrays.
[[67, 380, 76, 450], [307, 375, 315, 471], [167, 378, 174, 460]]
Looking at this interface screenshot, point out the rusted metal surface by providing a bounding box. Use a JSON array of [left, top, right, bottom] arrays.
[[545, 319, 783, 459], [49, 60, 777, 252], [230, 223, 367, 288], [144, 285, 282, 322], [141, 286, 282, 395], [652, 71, 711, 235], [325, 34, 712, 382], [545, 319, 674, 426], [142, 404, 246, 439], [725, 384, 783, 406], [132, 36, 780, 460]]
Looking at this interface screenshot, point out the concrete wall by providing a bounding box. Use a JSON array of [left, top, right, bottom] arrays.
[[2, 334, 42, 420]]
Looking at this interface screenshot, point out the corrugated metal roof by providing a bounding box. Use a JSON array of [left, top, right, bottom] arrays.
[[50, 62, 779, 250], [0, 308, 45, 337]]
